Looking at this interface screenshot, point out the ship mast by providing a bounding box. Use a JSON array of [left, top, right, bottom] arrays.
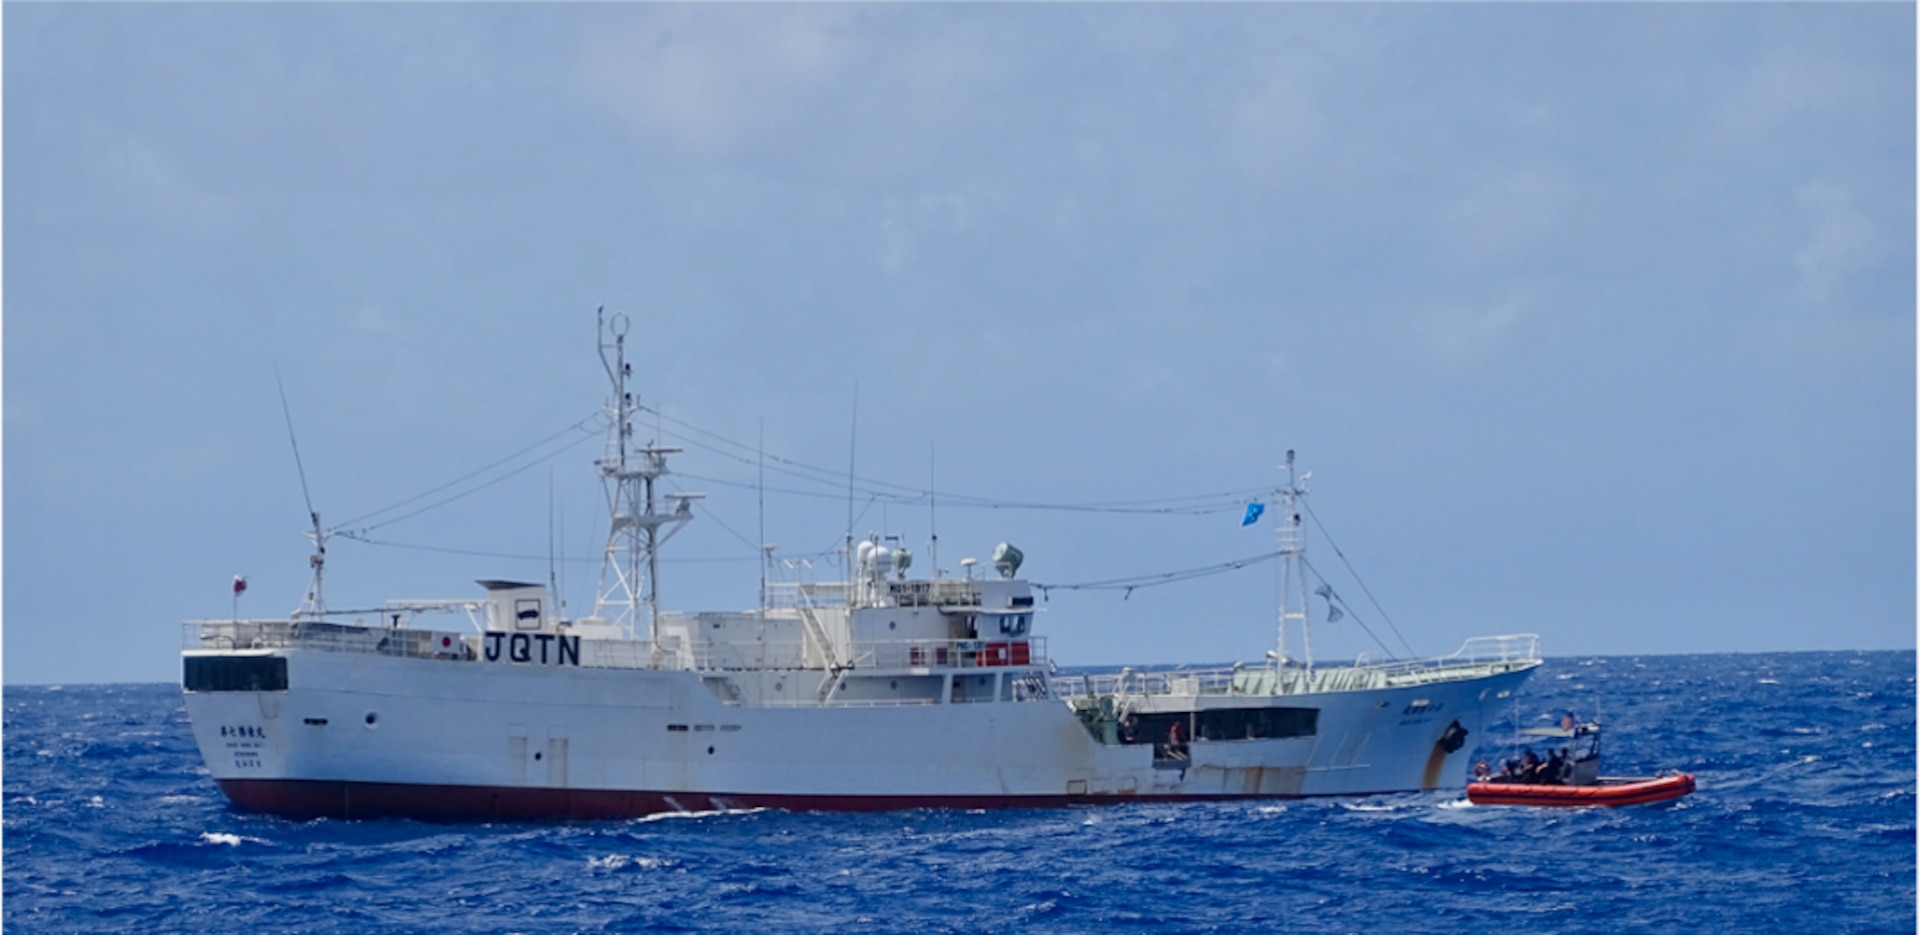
[[293, 511, 330, 622], [1275, 449, 1312, 669], [275, 365, 329, 623], [591, 309, 699, 644]]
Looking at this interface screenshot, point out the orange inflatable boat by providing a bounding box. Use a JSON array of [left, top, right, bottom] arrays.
[[1468, 772, 1696, 807], [1468, 716, 1696, 807]]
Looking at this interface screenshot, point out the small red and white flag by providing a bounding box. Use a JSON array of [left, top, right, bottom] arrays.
[[233, 575, 248, 596]]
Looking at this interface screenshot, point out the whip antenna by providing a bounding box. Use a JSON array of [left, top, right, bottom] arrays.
[[274, 363, 330, 619], [845, 384, 858, 587], [274, 363, 316, 522]]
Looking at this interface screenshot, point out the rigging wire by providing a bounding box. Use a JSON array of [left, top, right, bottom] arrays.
[[1300, 555, 1397, 661], [1033, 550, 1280, 599], [638, 404, 1265, 514], [1301, 500, 1417, 658], [670, 468, 1253, 516], [334, 530, 761, 565], [665, 479, 760, 556], [272, 364, 320, 526], [332, 412, 605, 532]]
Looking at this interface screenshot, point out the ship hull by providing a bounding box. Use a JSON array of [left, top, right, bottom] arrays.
[[184, 646, 1538, 821]]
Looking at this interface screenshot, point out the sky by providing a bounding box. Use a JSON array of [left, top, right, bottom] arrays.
[[5, 4, 1913, 686]]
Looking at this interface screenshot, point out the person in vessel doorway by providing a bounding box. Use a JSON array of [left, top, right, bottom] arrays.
[[1167, 719, 1189, 760]]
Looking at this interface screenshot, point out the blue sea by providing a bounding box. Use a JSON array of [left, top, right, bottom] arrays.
[[5, 652, 1914, 934]]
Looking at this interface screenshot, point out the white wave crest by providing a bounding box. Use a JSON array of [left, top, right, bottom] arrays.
[[200, 832, 267, 847], [628, 806, 766, 824], [587, 854, 674, 871]]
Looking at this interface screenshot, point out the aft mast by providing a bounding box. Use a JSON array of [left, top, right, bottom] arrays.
[[1275, 450, 1312, 669], [590, 309, 699, 644]]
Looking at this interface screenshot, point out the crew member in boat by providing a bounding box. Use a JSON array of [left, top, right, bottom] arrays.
[[1167, 719, 1189, 760], [1521, 749, 1542, 782], [1543, 748, 1567, 785]]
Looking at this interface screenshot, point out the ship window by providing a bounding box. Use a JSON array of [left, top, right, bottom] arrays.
[[1119, 708, 1317, 746], [184, 655, 288, 693], [1197, 707, 1317, 741], [515, 598, 542, 631]]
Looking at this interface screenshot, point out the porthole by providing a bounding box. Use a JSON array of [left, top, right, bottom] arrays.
[[707, 746, 715, 755], [889, 621, 897, 630], [890, 680, 899, 690], [535, 751, 543, 761], [364, 711, 380, 729]]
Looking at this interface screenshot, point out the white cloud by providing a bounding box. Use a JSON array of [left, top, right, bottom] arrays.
[[1432, 171, 1575, 269], [581, 7, 853, 153], [351, 303, 402, 337], [1706, 40, 1879, 148], [99, 132, 241, 239], [1791, 181, 1877, 307], [878, 192, 972, 273], [1221, 49, 1331, 183], [154, 438, 235, 484], [1413, 286, 1536, 366]]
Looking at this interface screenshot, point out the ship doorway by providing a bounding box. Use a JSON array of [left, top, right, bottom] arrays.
[[546, 729, 569, 787]]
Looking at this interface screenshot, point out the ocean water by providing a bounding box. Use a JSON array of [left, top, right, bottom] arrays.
[[5, 651, 1914, 934]]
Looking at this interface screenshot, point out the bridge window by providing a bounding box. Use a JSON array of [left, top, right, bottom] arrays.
[[184, 656, 288, 693]]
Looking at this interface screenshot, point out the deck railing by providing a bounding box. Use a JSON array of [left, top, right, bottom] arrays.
[[1050, 633, 1543, 700], [185, 620, 465, 661], [763, 578, 987, 611]]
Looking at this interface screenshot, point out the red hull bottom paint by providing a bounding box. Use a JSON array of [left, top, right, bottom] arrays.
[[217, 779, 1332, 821], [1466, 773, 1696, 808]]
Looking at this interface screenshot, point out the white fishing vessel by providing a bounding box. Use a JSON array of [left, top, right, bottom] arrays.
[[181, 313, 1543, 820]]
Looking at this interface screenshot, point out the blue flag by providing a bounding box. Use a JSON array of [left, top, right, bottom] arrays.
[[1242, 502, 1266, 526]]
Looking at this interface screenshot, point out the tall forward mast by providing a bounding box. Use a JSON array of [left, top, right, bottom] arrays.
[[591, 309, 699, 642]]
